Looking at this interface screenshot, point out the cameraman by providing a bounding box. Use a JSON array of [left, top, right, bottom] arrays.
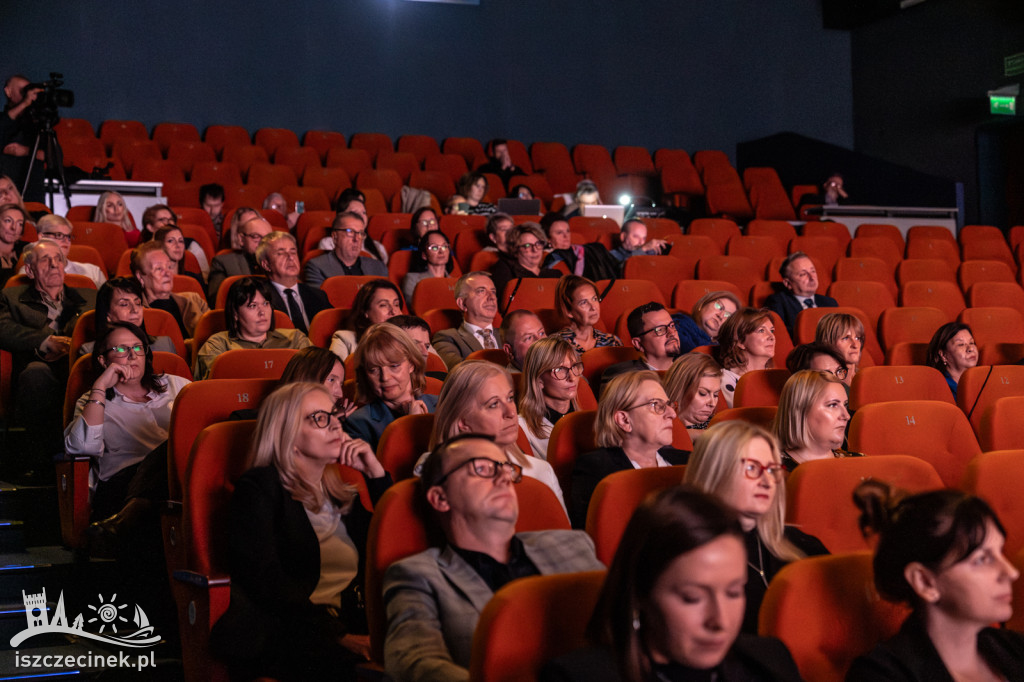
[[1, 75, 43, 199]]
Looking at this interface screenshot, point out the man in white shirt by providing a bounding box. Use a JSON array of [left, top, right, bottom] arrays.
[[432, 271, 500, 370], [257, 232, 329, 334], [33, 215, 106, 287]]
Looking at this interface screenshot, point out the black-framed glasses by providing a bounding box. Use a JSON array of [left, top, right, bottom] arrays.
[[105, 343, 145, 358], [635, 324, 676, 338], [40, 231, 72, 242], [516, 241, 544, 252], [306, 409, 344, 429], [332, 228, 365, 240], [625, 399, 677, 415], [547, 362, 584, 380], [435, 457, 523, 486], [740, 459, 785, 481]]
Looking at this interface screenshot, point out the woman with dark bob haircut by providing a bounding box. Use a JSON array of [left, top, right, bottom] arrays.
[[847, 482, 1024, 680], [329, 279, 404, 361], [925, 321, 978, 399], [195, 276, 311, 379], [542, 486, 801, 681], [80, 276, 177, 356]]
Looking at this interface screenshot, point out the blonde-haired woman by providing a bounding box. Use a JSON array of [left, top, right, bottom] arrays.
[[94, 191, 140, 246], [714, 307, 776, 408], [518, 337, 582, 460], [554, 274, 621, 354], [663, 353, 723, 441], [213, 382, 391, 680], [815, 312, 865, 386], [570, 370, 688, 529], [772, 369, 861, 472], [684, 420, 828, 633], [429, 359, 565, 509]]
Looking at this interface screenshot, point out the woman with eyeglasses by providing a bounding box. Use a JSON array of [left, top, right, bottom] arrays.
[[785, 341, 849, 380], [402, 230, 455, 303], [926, 322, 979, 399], [489, 222, 562, 301], [195, 276, 312, 380], [684, 420, 828, 634], [344, 323, 438, 452], [211, 382, 391, 681], [570, 370, 688, 529], [847, 481, 1024, 681], [673, 290, 743, 354], [94, 190, 141, 246], [772, 369, 862, 472], [715, 307, 777, 408], [518, 337, 583, 460], [409, 206, 440, 242], [65, 322, 191, 532], [330, 279, 405, 362], [663, 353, 723, 440], [554, 274, 622, 354], [0, 203, 29, 287], [815, 312, 866, 386]]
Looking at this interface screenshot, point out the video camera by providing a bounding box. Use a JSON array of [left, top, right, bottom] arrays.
[[23, 72, 74, 129]]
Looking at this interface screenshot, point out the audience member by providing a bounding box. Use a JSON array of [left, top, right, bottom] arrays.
[[131, 241, 208, 338], [257, 231, 330, 335], [211, 382, 391, 681], [444, 194, 468, 215], [79, 277, 176, 356], [489, 222, 561, 300], [672, 290, 742, 353], [388, 314, 442, 368], [94, 191, 140, 246], [0, 175, 27, 211], [222, 205, 260, 251], [500, 309, 547, 372], [570, 370, 688, 528], [561, 180, 601, 219], [408, 206, 441, 244], [329, 279, 403, 361], [600, 302, 681, 393], [317, 196, 386, 262], [608, 218, 669, 263], [30, 214, 107, 287], [543, 487, 802, 682], [799, 172, 849, 210], [848, 483, 1023, 681], [926, 322, 978, 399], [482, 211, 515, 255], [684, 420, 828, 633], [194, 276, 311, 380], [428, 360, 565, 505], [815, 312, 865, 386], [199, 183, 225, 242], [784, 341, 849, 382], [262, 191, 298, 231], [764, 252, 837, 337], [344, 323, 437, 451], [153, 225, 206, 294], [663, 353, 723, 441], [384, 433, 602, 680], [554, 275, 621, 354], [432, 271, 500, 369], [305, 211, 388, 285], [475, 139, 525, 191], [402, 229, 454, 303], [457, 171, 495, 215], [0, 202, 29, 286], [142, 204, 209, 276], [509, 184, 535, 201], [518, 337, 582, 460], [714, 307, 776, 408], [278, 346, 356, 417], [772, 369, 860, 472], [207, 215, 272, 304], [541, 213, 620, 282]]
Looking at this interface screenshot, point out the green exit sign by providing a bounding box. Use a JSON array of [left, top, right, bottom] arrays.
[[991, 95, 1017, 115]]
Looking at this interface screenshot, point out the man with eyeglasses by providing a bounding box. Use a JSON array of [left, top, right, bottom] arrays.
[[764, 251, 837, 338], [0, 238, 97, 478], [257, 232, 329, 334], [131, 241, 208, 338], [304, 211, 388, 286], [599, 302, 682, 395], [28, 214, 106, 287], [383, 433, 602, 681], [207, 215, 273, 305], [432, 271, 501, 370]]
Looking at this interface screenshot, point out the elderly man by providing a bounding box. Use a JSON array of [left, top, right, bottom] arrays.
[[764, 251, 837, 337], [207, 215, 272, 305], [132, 241, 208, 338], [304, 211, 388, 285], [499, 309, 546, 372], [0, 239, 96, 469], [31, 215, 106, 287], [609, 218, 669, 263], [262, 191, 298, 231], [600, 302, 681, 394], [432, 271, 500, 370], [383, 434, 602, 681], [257, 231, 329, 334]]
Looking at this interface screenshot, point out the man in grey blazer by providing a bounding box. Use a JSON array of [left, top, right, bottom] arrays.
[[431, 271, 500, 370], [383, 434, 603, 681], [206, 216, 272, 305], [303, 211, 388, 286]]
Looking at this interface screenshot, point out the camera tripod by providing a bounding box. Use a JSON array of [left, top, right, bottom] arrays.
[[23, 119, 72, 213]]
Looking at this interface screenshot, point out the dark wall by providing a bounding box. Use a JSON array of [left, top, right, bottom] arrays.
[[3, 0, 852, 158], [850, 0, 1024, 224]]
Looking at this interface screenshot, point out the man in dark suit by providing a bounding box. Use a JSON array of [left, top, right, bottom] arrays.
[[764, 251, 837, 338], [257, 232, 329, 334], [303, 211, 388, 286], [432, 271, 500, 370], [207, 215, 272, 305], [383, 434, 603, 681], [600, 302, 682, 395], [0, 239, 96, 472]]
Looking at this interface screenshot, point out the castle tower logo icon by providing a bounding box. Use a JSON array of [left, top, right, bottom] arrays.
[[10, 588, 160, 648]]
